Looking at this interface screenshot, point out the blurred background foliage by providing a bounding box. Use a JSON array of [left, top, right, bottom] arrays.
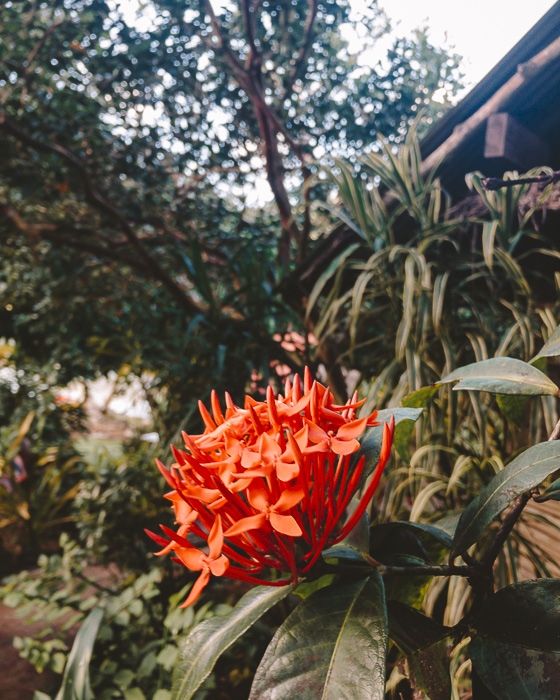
[[1, 0, 559, 698]]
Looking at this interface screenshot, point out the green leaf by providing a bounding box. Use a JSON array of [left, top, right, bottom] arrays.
[[439, 357, 559, 396], [294, 574, 336, 599], [54, 607, 104, 700], [401, 386, 439, 408], [535, 477, 560, 502], [482, 220, 498, 271], [471, 639, 560, 700], [249, 575, 387, 700], [374, 521, 453, 550], [124, 690, 146, 700], [370, 522, 449, 568], [171, 584, 293, 700], [496, 393, 529, 427], [470, 580, 560, 700], [452, 441, 560, 556], [359, 407, 422, 471], [532, 324, 560, 362], [387, 601, 450, 654], [404, 636, 454, 700]]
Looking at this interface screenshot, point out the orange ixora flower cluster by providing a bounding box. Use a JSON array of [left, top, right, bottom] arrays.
[[147, 369, 394, 607]]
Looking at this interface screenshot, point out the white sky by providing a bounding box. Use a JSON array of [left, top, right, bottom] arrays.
[[379, 0, 558, 93]]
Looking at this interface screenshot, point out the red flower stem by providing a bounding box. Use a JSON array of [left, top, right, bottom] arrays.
[[334, 422, 393, 543]]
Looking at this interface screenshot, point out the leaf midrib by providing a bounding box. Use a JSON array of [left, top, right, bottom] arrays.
[[320, 578, 369, 700]]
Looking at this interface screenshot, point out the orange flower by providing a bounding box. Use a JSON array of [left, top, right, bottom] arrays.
[[147, 368, 394, 606]]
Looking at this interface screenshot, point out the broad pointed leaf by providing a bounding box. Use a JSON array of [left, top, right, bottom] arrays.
[[374, 521, 453, 550], [388, 602, 453, 700], [532, 324, 560, 362], [249, 575, 387, 700], [388, 601, 450, 654], [172, 584, 294, 700], [535, 477, 560, 502], [452, 441, 560, 556], [470, 580, 560, 700], [55, 607, 104, 700], [439, 357, 559, 396]]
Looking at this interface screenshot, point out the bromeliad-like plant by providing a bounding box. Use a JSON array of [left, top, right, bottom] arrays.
[[149, 329, 560, 700]]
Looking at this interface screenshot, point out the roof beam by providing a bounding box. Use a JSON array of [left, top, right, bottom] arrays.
[[484, 112, 551, 169], [421, 36, 560, 176]]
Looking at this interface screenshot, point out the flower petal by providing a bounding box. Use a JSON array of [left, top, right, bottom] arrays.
[[260, 432, 282, 461], [224, 513, 266, 537], [241, 449, 262, 470], [175, 546, 204, 571], [270, 512, 303, 537], [210, 554, 230, 577], [207, 516, 224, 560], [306, 420, 328, 444], [247, 485, 269, 511], [336, 417, 367, 440], [276, 460, 300, 482], [274, 487, 305, 512], [181, 569, 211, 608], [331, 437, 360, 455]]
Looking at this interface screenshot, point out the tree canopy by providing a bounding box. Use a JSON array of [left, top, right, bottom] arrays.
[[0, 0, 462, 432]]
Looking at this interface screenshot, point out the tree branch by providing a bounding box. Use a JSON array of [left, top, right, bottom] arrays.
[[0, 111, 204, 315], [284, 0, 319, 97], [483, 171, 560, 191]]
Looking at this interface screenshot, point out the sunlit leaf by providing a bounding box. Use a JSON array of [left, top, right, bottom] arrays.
[[440, 357, 559, 396]]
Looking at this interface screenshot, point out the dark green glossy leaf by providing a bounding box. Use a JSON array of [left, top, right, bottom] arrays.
[[471, 638, 560, 700], [249, 575, 387, 700], [55, 607, 104, 700], [386, 521, 453, 549], [322, 543, 371, 564], [470, 576, 560, 700], [338, 508, 371, 556], [535, 477, 560, 502], [472, 579, 560, 649], [388, 601, 450, 654], [172, 584, 294, 700], [430, 512, 461, 538], [452, 440, 560, 556], [388, 602, 453, 700], [532, 324, 560, 362], [371, 521, 452, 567], [405, 636, 454, 700], [440, 357, 559, 395]]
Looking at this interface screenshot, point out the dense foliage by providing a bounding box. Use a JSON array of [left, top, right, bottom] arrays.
[[3, 1, 560, 699], [0, 0, 462, 434]]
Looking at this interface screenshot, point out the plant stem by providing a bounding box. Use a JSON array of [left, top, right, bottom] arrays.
[[548, 417, 560, 441], [480, 491, 534, 571]]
